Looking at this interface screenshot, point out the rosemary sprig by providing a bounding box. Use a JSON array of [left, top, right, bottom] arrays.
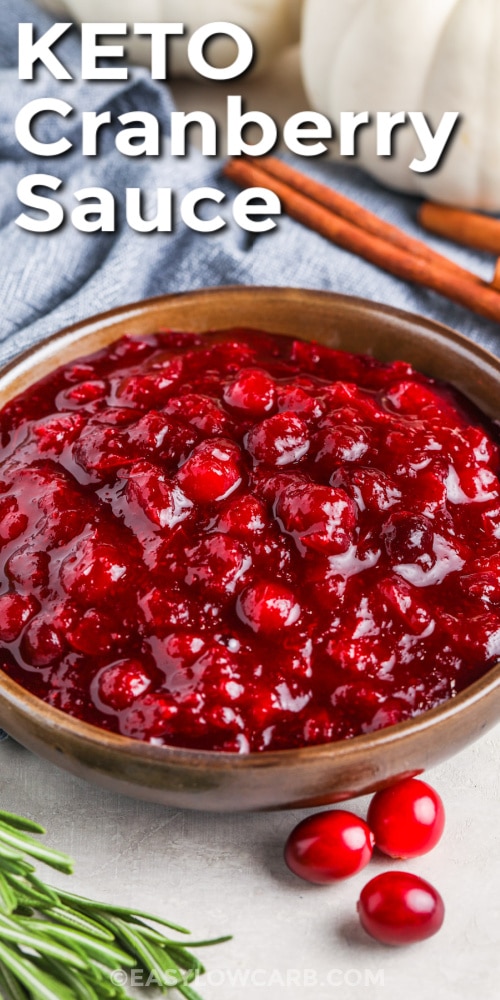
[[0, 809, 230, 1000]]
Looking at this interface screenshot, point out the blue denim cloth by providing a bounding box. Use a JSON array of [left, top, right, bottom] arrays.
[[0, 1, 499, 741]]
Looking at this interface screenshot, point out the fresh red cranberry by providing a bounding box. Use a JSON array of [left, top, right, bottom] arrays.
[[378, 576, 433, 634], [6, 547, 50, 590], [246, 411, 309, 466], [441, 610, 500, 659], [164, 393, 230, 436], [223, 368, 276, 416], [276, 382, 321, 418], [139, 589, 194, 632], [331, 682, 387, 732], [367, 697, 413, 731], [0, 498, 28, 546], [367, 778, 445, 859], [50, 602, 79, 636], [217, 495, 268, 537], [0, 593, 38, 642], [357, 871, 445, 945], [126, 460, 191, 529], [250, 470, 307, 504], [126, 410, 198, 464], [460, 554, 500, 604], [94, 406, 139, 427], [462, 425, 499, 465], [381, 512, 435, 566], [67, 609, 119, 655], [60, 539, 134, 606], [331, 467, 401, 513], [73, 424, 130, 475], [410, 469, 448, 514], [21, 616, 64, 667], [383, 379, 449, 417], [177, 439, 242, 503], [119, 692, 179, 739], [237, 581, 301, 633], [275, 482, 357, 554], [65, 380, 107, 404], [33, 412, 85, 452], [314, 422, 369, 470], [162, 631, 206, 665], [95, 660, 152, 711], [285, 810, 374, 884], [302, 709, 335, 744], [184, 533, 251, 597], [117, 364, 182, 407]]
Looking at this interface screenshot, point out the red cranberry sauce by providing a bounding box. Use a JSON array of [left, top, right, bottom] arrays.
[[1, 329, 499, 752]]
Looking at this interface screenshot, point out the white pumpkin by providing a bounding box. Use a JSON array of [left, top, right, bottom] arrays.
[[301, 0, 500, 211], [36, 0, 302, 77]]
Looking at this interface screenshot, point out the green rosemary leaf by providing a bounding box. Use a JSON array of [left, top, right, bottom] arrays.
[[36, 956, 106, 1000], [0, 941, 75, 1000], [17, 920, 91, 972], [45, 906, 116, 942], [4, 876, 57, 910], [159, 943, 205, 975], [9, 890, 52, 912], [0, 856, 35, 877], [127, 917, 231, 949], [0, 872, 18, 914], [146, 938, 194, 981], [0, 812, 46, 836], [125, 921, 231, 951], [30, 923, 136, 970], [55, 891, 190, 933], [102, 915, 181, 990], [176, 980, 207, 1000], [0, 824, 73, 874], [118, 920, 167, 944], [25, 874, 61, 907], [83, 965, 126, 998], [0, 961, 29, 1000], [0, 810, 230, 1000], [0, 844, 26, 865], [0, 914, 89, 971], [175, 936, 233, 948]]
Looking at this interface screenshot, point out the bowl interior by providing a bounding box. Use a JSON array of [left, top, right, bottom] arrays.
[[0, 287, 499, 811], [3, 287, 500, 419]]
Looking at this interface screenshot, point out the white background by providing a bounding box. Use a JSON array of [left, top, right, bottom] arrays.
[[1, 728, 499, 1000]]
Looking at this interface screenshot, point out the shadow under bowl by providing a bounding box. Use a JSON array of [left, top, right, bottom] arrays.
[[0, 286, 498, 811]]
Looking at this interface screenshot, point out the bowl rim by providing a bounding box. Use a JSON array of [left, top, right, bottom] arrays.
[[1, 659, 499, 770], [1, 284, 499, 768], [5, 285, 500, 392]]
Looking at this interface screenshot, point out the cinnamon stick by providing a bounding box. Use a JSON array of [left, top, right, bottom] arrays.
[[419, 202, 500, 256], [257, 157, 483, 286], [492, 259, 500, 292], [224, 158, 500, 324]]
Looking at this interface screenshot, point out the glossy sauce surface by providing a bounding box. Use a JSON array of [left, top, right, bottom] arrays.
[[1, 329, 499, 752]]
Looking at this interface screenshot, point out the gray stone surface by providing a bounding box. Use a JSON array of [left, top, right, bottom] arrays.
[[0, 728, 499, 1000]]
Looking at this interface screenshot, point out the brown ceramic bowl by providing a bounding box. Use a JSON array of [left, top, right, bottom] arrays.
[[0, 287, 499, 811]]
